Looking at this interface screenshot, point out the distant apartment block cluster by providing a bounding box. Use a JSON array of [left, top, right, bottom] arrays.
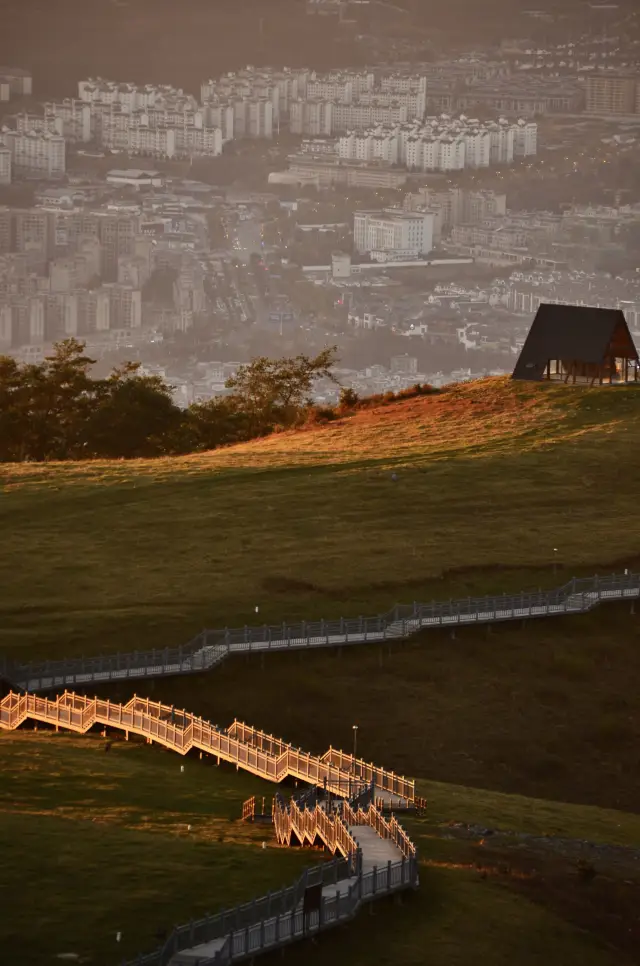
[[286, 64, 580, 137], [0, 206, 147, 349], [337, 116, 537, 172], [0, 195, 211, 351]]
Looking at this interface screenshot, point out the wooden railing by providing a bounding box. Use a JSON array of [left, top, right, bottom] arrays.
[[1, 689, 421, 966], [348, 803, 417, 859], [0, 691, 416, 803], [273, 796, 359, 861], [242, 797, 256, 822], [321, 745, 415, 802]]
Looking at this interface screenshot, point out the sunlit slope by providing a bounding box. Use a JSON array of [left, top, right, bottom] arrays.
[[2, 378, 640, 660]]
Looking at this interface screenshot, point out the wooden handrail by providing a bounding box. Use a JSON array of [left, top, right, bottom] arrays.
[[0, 690, 416, 803]]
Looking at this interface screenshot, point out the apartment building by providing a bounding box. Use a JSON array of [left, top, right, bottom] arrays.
[[12, 209, 50, 269], [0, 131, 65, 177], [338, 129, 399, 164], [284, 155, 408, 188], [0, 146, 10, 185], [42, 100, 94, 142], [585, 73, 638, 115], [354, 209, 434, 256], [0, 208, 11, 252], [247, 99, 274, 138], [380, 75, 427, 94], [331, 102, 410, 132], [96, 211, 140, 281], [102, 283, 142, 329], [203, 103, 235, 141], [0, 67, 32, 96], [289, 100, 333, 136], [78, 78, 192, 111], [15, 112, 64, 137]]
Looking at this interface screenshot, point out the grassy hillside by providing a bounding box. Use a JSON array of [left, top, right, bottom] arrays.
[[1, 730, 638, 966], [2, 377, 640, 665], [0, 730, 309, 966], [3, 377, 640, 816]]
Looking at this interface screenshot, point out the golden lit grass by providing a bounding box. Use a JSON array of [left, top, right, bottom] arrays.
[[2, 378, 640, 663]]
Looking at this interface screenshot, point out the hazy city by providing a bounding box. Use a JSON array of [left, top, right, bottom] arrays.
[[1, 1, 640, 965]]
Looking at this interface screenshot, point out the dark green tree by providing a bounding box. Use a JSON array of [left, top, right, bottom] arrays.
[[85, 362, 185, 458], [225, 347, 339, 434]]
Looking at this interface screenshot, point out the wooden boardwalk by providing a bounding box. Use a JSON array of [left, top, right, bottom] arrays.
[[0, 690, 415, 802], [0, 688, 420, 965]]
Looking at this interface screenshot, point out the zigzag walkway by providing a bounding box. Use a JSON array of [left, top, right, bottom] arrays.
[[167, 801, 417, 966], [0, 690, 419, 966], [4, 572, 639, 694], [0, 690, 415, 802]]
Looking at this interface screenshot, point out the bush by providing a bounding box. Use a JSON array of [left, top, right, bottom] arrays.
[[338, 387, 359, 410], [305, 406, 337, 425]]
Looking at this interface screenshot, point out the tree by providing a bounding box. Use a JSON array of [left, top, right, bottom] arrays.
[[21, 339, 99, 461], [225, 347, 340, 435], [188, 396, 253, 451], [84, 362, 185, 458], [0, 355, 31, 461]]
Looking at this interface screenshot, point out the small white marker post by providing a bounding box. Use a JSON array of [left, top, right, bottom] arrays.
[[255, 606, 259, 614], [116, 932, 122, 943], [180, 765, 184, 773]]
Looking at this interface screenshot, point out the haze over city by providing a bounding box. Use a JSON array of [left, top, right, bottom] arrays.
[[1, 3, 639, 965]]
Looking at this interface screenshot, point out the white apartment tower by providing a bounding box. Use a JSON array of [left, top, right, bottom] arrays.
[[0, 131, 65, 177]]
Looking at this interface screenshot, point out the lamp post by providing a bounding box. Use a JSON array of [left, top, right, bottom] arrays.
[[352, 724, 358, 765], [553, 548, 559, 574]]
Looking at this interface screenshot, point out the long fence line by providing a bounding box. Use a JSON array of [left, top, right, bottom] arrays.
[[3, 572, 639, 694]]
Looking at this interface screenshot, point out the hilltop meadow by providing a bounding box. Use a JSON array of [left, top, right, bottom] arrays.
[[3, 376, 640, 964]]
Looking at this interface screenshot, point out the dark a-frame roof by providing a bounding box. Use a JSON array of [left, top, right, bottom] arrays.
[[512, 303, 639, 381]]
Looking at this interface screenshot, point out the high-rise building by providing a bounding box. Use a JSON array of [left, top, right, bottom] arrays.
[[102, 283, 142, 330], [0, 67, 33, 96], [96, 212, 140, 281], [0, 304, 12, 348], [585, 74, 637, 115], [0, 207, 11, 252], [0, 146, 11, 184], [13, 209, 50, 270], [0, 131, 65, 177]]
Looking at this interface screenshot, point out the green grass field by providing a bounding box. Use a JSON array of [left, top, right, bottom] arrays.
[[1, 730, 638, 966], [0, 730, 309, 966], [2, 378, 640, 963], [2, 378, 640, 663]]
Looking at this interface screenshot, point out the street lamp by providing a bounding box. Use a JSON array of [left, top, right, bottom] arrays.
[[352, 724, 358, 763]]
